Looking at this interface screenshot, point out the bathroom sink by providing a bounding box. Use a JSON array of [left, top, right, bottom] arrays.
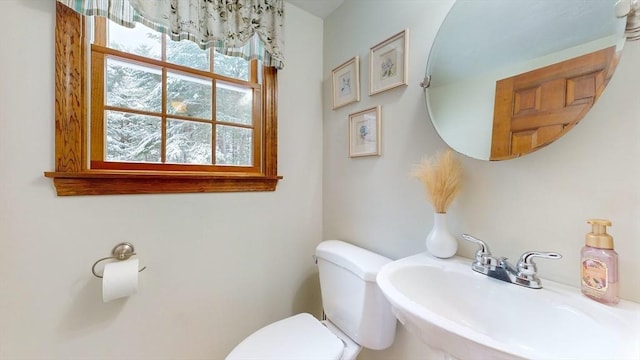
[[376, 253, 640, 359]]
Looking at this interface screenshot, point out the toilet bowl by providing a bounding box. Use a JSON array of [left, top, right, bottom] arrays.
[[226, 240, 397, 360], [226, 313, 358, 360]]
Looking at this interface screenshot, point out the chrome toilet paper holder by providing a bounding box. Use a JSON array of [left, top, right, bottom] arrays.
[[91, 242, 147, 278]]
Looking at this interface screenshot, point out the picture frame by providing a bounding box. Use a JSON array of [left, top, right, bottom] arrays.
[[332, 56, 361, 109], [349, 106, 381, 157], [369, 29, 409, 95]]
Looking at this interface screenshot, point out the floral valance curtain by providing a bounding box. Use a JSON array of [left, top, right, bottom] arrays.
[[56, 0, 285, 69]]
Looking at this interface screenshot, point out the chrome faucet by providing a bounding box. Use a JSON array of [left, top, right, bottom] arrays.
[[461, 234, 562, 289]]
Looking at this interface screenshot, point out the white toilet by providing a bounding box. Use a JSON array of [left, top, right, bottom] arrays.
[[226, 240, 397, 360]]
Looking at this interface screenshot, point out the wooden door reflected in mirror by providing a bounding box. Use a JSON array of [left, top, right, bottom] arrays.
[[490, 47, 619, 160]]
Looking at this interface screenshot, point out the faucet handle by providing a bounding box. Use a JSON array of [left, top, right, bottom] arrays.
[[461, 234, 490, 252], [516, 251, 562, 276], [461, 234, 497, 266]]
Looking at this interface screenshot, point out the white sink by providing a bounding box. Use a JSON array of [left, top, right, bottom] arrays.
[[376, 253, 640, 359]]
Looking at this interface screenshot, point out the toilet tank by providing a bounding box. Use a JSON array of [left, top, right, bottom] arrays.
[[315, 240, 397, 350]]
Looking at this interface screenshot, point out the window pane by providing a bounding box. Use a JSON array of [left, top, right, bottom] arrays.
[[106, 57, 162, 112], [216, 125, 252, 166], [167, 119, 212, 165], [107, 21, 161, 60], [167, 71, 212, 119], [216, 82, 252, 125], [106, 111, 161, 163], [214, 51, 249, 80], [167, 37, 210, 71]]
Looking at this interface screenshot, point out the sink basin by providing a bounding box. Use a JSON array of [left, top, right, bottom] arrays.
[[376, 253, 640, 359]]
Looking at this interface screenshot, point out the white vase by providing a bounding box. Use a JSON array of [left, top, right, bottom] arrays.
[[426, 212, 458, 258]]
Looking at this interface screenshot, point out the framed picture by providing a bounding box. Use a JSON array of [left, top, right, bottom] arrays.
[[349, 106, 381, 157], [369, 29, 409, 95], [332, 56, 360, 109]]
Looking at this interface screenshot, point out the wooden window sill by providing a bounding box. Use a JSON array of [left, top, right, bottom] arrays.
[[44, 171, 282, 196]]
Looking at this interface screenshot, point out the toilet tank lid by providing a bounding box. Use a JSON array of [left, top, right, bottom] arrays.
[[315, 240, 392, 282]]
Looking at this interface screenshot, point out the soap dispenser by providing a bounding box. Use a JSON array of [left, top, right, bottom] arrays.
[[581, 219, 619, 304]]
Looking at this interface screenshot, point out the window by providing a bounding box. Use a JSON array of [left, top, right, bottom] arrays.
[[45, 3, 280, 195]]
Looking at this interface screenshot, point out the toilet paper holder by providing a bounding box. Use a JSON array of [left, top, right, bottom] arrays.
[[91, 242, 147, 278]]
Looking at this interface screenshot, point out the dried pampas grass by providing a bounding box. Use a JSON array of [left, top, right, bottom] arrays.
[[410, 149, 463, 213]]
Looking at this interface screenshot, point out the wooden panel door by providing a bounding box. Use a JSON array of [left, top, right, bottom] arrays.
[[490, 47, 618, 160]]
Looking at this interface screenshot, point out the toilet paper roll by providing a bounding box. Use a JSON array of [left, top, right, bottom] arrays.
[[102, 258, 139, 303]]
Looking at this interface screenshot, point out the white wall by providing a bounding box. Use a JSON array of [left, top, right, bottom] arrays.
[[322, 1, 640, 359], [0, 1, 323, 359]]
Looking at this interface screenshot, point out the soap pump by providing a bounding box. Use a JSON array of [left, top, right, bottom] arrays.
[[581, 219, 619, 304]]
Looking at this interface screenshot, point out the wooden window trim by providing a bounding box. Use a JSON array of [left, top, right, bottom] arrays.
[[45, 3, 281, 196]]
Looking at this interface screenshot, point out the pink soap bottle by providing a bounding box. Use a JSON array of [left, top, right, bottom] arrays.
[[581, 219, 619, 304]]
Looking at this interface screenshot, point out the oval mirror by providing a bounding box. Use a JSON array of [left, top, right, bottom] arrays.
[[425, 0, 627, 161]]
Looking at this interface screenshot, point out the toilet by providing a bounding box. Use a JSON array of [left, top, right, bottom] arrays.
[[226, 240, 397, 360]]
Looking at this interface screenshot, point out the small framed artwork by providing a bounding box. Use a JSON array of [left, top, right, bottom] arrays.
[[349, 106, 381, 157], [369, 29, 409, 95], [332, 56, 360, 109]]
